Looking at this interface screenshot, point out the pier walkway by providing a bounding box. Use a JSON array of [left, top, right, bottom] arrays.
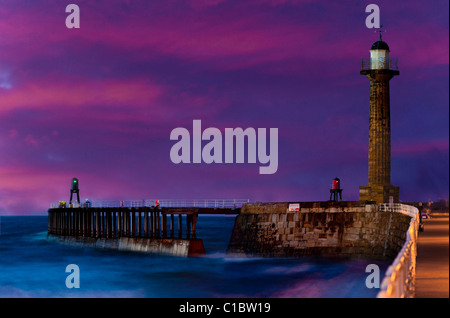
[[48, 199, 248, 240], [415, 214, 449, 298]]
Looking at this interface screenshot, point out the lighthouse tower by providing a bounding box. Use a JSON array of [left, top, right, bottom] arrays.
[[359, 34, 400, 204]]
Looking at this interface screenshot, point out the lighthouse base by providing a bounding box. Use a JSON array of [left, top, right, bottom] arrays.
[[359, 184, 399, 204]]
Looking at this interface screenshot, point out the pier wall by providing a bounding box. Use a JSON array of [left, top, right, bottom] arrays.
[[48, 235, 205, 257], [226, 202, 412, 259]]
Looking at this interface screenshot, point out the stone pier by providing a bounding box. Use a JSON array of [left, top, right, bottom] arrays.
[[227, 202, 412, 259]]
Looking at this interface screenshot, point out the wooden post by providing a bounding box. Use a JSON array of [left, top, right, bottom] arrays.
[[109, 211, 113, 238], [124, 210, 128, 237], [103, 211, 107, 238], [162, 213, 167, 238], [156, 212, 160, 237], [73, 210, 77, 236], [138, 210, 142, 237], [104, 211, 107, 238], [89, 210, 93, 237], [80, 210, 83, 236], [82, 210, 85, 237], [127, 209, 131, 237], [85, 210, 88, 237], [72, 210, 75, 236], [63, 211, 66, 235], [178, 214, 182, 238], [192, 213, 197, 239], [54, 211, 57, 235], [112, 211, 116, 238], [59, 211, 63, 235], [86, 210, 89, 237], [84, 210, 87, 237], [98, 211, 101, 238], [70, 210, 73, 236], [118, 210, 122, 237], [102, 210, 105, 238], [67, 211, 70, 235], [79, 210, 82, 237], [106, 211, 110, 238], [98, 211, 102, 237], [92, 210, 95, 238], [144, 209, 149, 237], [148, 209, 152, 237], [76, 209, 83, 236], [131, 209, 135, 237], [68, 211, 71, 236], [123, 210, 127, 236], [186, 214, 191, 239], [96, 210, 100, 238], [170, 214, 174, 238], [91, 210, 94, 237], [150, 211, 155, 238], [55, 211, 58, 235], [90, 210, 93, 237], [101, 211, 104, 238]]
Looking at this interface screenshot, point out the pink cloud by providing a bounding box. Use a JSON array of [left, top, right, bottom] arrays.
[[0, 1, 447, 215], [24, 134, 39, 147], [1, 1, 447, 75], [393, 140, 449, 155], [0, 78, 163, 114]]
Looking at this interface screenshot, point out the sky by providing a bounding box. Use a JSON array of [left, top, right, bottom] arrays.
[[0, 0, 448, 215]]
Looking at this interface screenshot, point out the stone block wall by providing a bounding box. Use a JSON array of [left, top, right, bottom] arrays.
[[226, 202, 412, 259]]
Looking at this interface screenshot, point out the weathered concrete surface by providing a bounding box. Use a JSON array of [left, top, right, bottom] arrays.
[[227, 202, 411, 259], [415, 216, 449, 298], [47, 234, 205, 257]]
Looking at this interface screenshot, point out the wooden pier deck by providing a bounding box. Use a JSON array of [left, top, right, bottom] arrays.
[[48, 205, 241, 240]]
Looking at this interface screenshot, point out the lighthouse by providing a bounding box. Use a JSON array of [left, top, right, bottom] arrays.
[[359, 34, 400, 204]]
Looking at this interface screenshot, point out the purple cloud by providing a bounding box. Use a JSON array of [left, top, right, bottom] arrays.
[[0, 0, 448, 215]]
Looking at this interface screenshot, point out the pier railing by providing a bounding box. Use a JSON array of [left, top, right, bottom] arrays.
[[377, 203, 420, 298], [50, 199, 249, 209]]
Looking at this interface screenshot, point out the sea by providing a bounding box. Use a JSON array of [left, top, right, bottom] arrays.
[[0, 215, 390, 298]]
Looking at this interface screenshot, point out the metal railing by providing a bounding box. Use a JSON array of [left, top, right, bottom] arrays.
[[361, 57, 399, 71], [377, 203, 419, 298], [51, 199, 250, 209]]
